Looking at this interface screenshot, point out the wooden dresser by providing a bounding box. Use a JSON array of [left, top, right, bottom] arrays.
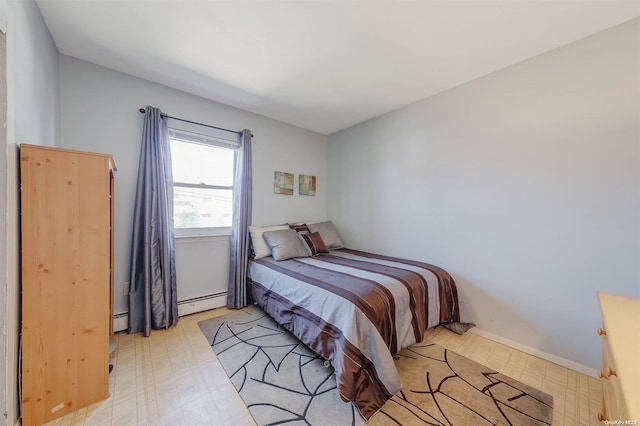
[[597, 291, 639, 423], [20, 144, 116, 425]]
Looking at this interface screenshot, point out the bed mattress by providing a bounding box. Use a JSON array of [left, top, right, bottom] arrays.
[[248, 248, 474, 420]]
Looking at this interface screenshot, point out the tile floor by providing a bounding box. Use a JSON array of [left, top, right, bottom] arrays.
[[424, 326, 603, 426], [45, 308, 603, 425]]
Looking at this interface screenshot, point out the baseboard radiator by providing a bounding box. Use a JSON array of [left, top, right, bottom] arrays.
[[113, 292, 227, 333]]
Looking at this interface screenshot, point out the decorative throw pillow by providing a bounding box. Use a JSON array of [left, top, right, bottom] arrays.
[[249, 225, 289, 259], [298, 232, 329, 257], [288, 222, 310, 233], [262, 229, 309, 261], [307, 221, 344, 250]]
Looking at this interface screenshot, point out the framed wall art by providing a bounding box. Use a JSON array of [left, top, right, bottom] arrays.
[[299, 174, 316, 196], [273, 171, 294, 195]]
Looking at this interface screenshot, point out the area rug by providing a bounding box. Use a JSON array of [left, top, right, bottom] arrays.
[[198, 306, 553, 425]]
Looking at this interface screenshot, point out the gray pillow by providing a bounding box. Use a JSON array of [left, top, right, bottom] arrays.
[[262, 229, 309, 261], [307, 221, 344, 250]]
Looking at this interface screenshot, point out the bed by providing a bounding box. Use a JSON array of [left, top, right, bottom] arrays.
[[247, 227, 474, 420]]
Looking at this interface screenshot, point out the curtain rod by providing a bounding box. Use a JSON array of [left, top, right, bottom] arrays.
[[138, 108, 252, 138]]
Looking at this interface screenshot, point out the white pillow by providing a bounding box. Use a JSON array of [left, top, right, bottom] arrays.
[[249, 225, 289, 259]]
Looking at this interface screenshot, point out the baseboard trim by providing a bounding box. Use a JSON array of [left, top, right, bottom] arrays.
[[469, 327, 598, 378], [113, 292, 227, 333]]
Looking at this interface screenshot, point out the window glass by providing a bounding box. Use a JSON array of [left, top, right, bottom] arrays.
[[171, 140, 234, 187], [170, 133, 235, 233], [173, 187, 232, 228]]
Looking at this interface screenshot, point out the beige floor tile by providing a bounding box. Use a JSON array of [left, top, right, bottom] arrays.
[[519, 370, 545, 389], [484, 356, 508, 372], [42, 307, 602, 426], [524, 355, 548, 377], [508, 350, 529, 369], [545, 361, 569, 386], [490, 342, 514, 361]]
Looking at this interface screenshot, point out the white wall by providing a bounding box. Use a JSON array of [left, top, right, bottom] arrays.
[[327, 18, 640, 371], [0, 21, 7, 426], [1, 0, 60, 423], [59, 55, 328, 317], [9, 0, 59, 148]]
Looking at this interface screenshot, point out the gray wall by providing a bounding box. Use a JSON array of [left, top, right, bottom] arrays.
[[9, 0, 59, 147], [1, 0, 60, 423], [59, 55, 328, 316], [327, 18, 640, 371]]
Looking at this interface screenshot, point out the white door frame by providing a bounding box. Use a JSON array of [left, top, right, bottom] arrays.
[[0, 2, 20, 424]]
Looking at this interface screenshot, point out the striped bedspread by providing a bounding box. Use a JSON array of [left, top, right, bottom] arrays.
[[248, 248, 474, 420]]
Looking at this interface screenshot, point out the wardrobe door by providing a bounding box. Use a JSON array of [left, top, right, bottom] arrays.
[[20, 144, 115, 425]]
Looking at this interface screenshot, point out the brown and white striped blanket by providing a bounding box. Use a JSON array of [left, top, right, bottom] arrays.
[[248, 248, 474, 420]]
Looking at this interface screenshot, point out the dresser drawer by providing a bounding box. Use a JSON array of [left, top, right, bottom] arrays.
[[600, 330, 629, 420], [597, 292, 639, 423]]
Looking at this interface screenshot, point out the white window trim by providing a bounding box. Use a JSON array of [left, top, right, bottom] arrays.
[[174, 226, 232, 239], [169, 128, 239, 150]]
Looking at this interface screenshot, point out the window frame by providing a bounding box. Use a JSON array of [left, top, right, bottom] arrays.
[[169, 128, 238, 238]]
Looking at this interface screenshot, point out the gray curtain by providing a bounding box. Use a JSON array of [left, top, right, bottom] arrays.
[[227, 129, 253, 308], [128, 106, 178, 336]]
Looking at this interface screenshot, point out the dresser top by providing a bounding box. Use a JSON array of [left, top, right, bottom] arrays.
[[21, 143, 117, 171]]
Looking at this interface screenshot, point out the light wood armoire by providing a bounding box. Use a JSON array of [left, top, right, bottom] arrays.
[[20, 144, 116, 425]]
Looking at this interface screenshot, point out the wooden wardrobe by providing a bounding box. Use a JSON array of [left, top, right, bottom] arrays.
[[20, 144, 116, 425]]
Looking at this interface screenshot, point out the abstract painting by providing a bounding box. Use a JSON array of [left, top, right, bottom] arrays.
[[273, 171, 294, 195], [299, 174, 316, 196]]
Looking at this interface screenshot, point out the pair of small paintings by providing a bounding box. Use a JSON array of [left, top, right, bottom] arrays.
[[274, 171, 316, 196]]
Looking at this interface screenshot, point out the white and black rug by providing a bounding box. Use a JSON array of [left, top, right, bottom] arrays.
[[198, 306, 553, 425]]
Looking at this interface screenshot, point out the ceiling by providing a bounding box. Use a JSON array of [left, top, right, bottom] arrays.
[[36, 1, 640, 135]]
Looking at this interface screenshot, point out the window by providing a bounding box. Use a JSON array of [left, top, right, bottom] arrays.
[[169, 129, 237, 236]]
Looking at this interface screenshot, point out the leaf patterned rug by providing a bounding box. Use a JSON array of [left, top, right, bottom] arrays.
[[198, 305, 553, 425]]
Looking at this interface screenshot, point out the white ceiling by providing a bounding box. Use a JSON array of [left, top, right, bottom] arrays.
[[36, 0, 640, 135]]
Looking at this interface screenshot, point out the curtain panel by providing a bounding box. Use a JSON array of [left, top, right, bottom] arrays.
[[227, 129, 253, 308], [128, 106, 179, 336]]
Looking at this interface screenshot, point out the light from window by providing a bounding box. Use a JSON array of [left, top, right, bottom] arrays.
[[170, 131, 235, 234]]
